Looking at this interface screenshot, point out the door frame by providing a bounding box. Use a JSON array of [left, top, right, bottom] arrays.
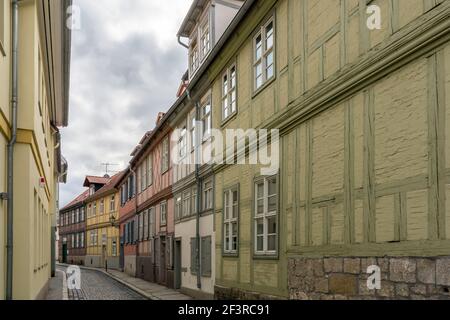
[[174, 238, 182, 289]]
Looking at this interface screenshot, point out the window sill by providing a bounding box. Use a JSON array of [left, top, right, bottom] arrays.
[[220, 111, 238, 128], [222, 252, 239, 258], [252, 75, 276, 100], [253, 253, 279, 260]]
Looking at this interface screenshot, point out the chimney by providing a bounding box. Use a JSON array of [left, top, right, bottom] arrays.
[[156, 112, 166, 126]]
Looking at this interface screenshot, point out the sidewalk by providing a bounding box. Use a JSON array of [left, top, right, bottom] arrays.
[[106, 269, 192, 300], [58, 263, 192, 300]]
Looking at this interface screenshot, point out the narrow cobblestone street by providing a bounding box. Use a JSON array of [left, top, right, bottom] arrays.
[[56, 266, 145, 300]]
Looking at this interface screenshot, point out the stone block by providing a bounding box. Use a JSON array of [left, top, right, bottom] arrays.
[[324, 258, 343, 273], [344, 258, 360, 274], [314, 277, 329, 293], [389, 258, 416, 283], [410, 284, 427, 296], [395, 283, 409, 297], [417, 258, 435, 284], [329, 274, 357, 296], [436, 258, 450, 286], [378, 281, 395, 298]]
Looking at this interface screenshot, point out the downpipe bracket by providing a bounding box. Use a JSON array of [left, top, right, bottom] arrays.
[[0, 193, 8, 201]]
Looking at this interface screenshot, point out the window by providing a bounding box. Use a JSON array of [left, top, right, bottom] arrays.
[[71, 211, 75, 224], [191, 186, 197, 215], [100, 200, 104, 215], [65, 212, 69, 225], [178, 127, 187, 160], [81, 207, 85, 221], [93, 202, 97, 216], [190, 236, 212, 277], [254, 18, 275, 91], [143, 210, 149, 240], [87, 204, 92, 218], [149, 207, 155, 238], [138, 213, 144, 241], [160, 201, 167, 226], [182, 190, 191, 217], [90, 230, 97, 246], [112, 239, 117, 256], [203, 180, 213, 211], [254, 176, 278, 255], [71, 234, 75, 249], [60, 214, 64, 227], [140, 161, 146, 192], [201, 96, 211, 138], [224, 187, 239, 254], [200, 16, 210, 60], [190, 113, 196, 151], [76, 233, 80, 248], [222, 65, 237, 120], [75, 209, 79, 223], [189, 38, 199, 75], [161, 136, 169, 173], [0, 0, 5, 56], [110, 195, 115, 212], [147, 154, 153, 187], [89, 185, 95, 196], [81, 232, 85, 248], [175, 195, 182, 220]]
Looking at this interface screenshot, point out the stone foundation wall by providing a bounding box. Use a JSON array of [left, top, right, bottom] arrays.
[[214, 285, 285, 300], [288, 257, 450, 300]]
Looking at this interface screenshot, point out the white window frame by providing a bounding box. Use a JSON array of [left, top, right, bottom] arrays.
[[201, 95, 212, 140], [175, 195, 182, 220], [178, 126, 187, 160], [203, 179, 213, 211], [161, 136, 169, 174], [199, 14, 211, 61], [147, 153, 153, 187], [160, 201, 167, 227], [223, 187, 239, 255], [110, 195, 115, 212], [189, 37, 199, 75], [100, 199, 104, 215], [222, 64, 237, 121], [182, 189, 191, 217], [190, 112, 196, 151], [253, 17, 275, 92], [254, 175, 278, 256]]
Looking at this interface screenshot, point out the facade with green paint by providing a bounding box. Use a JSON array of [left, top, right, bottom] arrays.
[[207, 0, 450, 299]]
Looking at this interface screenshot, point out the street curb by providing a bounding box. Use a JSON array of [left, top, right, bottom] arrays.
[[57, 263, 155, 300], [57, 269, 69, 300]]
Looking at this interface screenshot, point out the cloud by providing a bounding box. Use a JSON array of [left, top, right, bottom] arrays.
[[60, 0, 192, 206]]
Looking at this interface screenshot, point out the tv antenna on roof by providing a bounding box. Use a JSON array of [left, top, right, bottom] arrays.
[[101, 163, 119, 176]]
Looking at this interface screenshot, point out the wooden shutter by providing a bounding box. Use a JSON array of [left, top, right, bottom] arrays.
[[201, 236, 212, 277], [190, 237, 197, 275]]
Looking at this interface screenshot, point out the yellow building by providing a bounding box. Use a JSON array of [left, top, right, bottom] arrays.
[[84, 174, 122, 270], [0, 0, 71, 299]]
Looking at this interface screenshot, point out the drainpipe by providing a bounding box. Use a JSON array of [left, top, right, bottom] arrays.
[[194, 101, 201, 290], [6, 0, 19, 300]]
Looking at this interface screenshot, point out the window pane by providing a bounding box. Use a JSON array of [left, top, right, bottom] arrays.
[[266, 22, 274, 49], [268, 178, 277, 196], [230, 67, 236, 88], [257, 199, 264, 214], [268, 195, 277, 212], [257, 182, 264, 198], [268, 235, 276, 251], [268, 216, 277, 234], [266, 52, 274, 79], [255, 34, 262, 60], [223, 75, 228, 96], [256, 236, 264, 251], [232, 222, 238, 236], [256, 219, 264, 235]]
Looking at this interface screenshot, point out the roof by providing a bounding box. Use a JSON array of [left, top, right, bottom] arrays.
[[83, 175, 110, 187], [85, 172, 124, 202], [177, 0, 208, 38], [60, 189, 90, 211]]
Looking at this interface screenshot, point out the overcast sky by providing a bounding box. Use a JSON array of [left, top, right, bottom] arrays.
[[60, 0, 192, 206]]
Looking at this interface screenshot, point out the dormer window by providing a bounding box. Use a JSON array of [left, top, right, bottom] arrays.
[[200, 16, 210, 60], [189, 38, 199, 74]]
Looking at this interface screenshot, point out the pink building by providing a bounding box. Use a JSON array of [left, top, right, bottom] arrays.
[[130, 115, 175, 287]]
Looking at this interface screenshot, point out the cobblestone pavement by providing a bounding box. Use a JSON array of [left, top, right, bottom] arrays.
[[58, 266, 146, 300]]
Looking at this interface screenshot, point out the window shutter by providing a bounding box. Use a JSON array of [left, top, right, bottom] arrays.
[[201, 236, 211, 277], [190, 238, 197, 275]]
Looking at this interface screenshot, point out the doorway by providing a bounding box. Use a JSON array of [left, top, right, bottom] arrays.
[[174, 239, 182, 289], [62, 243, 67, 263], [160, 236, 166, 285]]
